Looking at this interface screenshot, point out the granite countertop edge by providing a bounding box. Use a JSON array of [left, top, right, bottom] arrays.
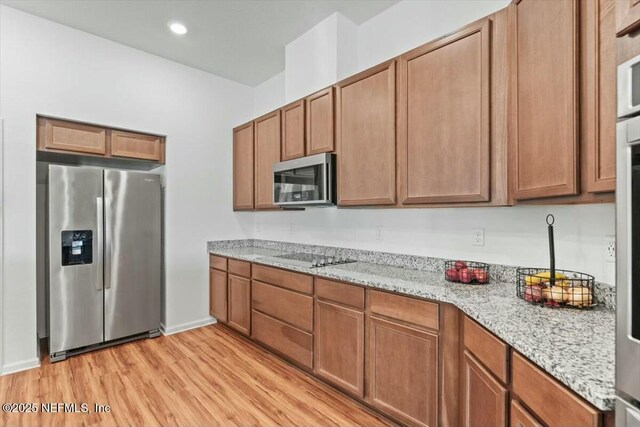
[[207, 244, 615, 411]]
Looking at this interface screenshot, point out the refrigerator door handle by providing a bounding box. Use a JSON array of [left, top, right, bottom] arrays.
[[96, 197, 103, 291], [104, 197, 111, 290]]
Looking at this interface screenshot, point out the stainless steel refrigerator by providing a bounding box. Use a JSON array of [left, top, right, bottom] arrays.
[[47, 165, 161, 361]]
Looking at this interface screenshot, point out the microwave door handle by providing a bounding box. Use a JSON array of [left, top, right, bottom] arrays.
[[324, 162, 329, 203]]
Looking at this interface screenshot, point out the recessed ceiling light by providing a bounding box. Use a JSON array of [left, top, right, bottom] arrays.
[[169, 22, 188, 35]]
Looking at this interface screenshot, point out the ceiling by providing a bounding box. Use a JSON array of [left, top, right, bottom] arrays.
[[1, 0, 398, 86]]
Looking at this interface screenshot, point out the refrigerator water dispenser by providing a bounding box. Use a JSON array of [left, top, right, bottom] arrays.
[[61, 230, 93, 266]]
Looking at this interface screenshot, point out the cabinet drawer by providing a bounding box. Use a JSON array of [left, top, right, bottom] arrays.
[[463, 316, 509, 384], [209, 255, 227, 271], [512, 351, 599, 427], [252, 310, 313, 369], [368, 290, 439, 330], [110, 130, 162, 162], [315, 278, 364, 310], [252, 280, 313, 332], [252, 264, 313, 294], [228, 259, 251, 278]]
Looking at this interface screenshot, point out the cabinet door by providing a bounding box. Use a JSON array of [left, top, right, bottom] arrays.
[[398, 20, 491, 204], [510, 400, 542, 427], [510, 0, 579, 200], [616, 0, 640, 36], [254, 110, 281, 209], [209, 268, 227, 323], [368, 316, 438, 427], [233, 122, 254, 210], [306, 87, 335, 155], [461, 351, 507, 427], [110, 130, 163, 162], [39, 118, 106, 155], [228, 274, 251, 335], [336, 61, 396, 206], [584, 0, 616, 193], [315, 300, 364, 398], [281, 100, 305, 160]]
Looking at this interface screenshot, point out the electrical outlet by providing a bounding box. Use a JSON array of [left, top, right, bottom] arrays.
[[606, 235, 616, 263], [472, 227, 485, 247], [375, 226, 384, 241]]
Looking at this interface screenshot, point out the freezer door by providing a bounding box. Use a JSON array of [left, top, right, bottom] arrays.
[[104, 170, 161, 341], [48, 165, 104, 354]]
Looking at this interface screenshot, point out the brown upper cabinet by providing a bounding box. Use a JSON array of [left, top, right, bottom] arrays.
[[111, 130, 163, 162], [231, 0, 617, 209], [39, 118, 107, 155], [254, 110, 281, 210], [397, 18, 495, 205], [37, 117, 165, 163], [509, 0, 616, 203], [583, 0, 616, 193], [616, 0, 640, 36], [281, 99, 306, 160], [336, 61, 397, 206], [233, 122, 255, 211], [306, 87, 335, 155], [509, 0, 580, 200]]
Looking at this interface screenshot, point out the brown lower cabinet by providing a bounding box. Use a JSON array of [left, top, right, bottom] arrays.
[[227, 274, 251, 335], [314, 299, 365, 398], [208, 257, 613, 427], [208, 257, 251, 335], [209, 268, 227, 322], [368, 315, 438, 427], [510, 400, 542, 427], [461, 351, 508, 427]]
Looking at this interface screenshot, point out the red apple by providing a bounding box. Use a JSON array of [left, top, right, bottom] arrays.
[[524, 285, 544, 303], [445, 268, 459, 282], [473, 269, 489, 284], [459, 268, 473, 283], [455, 260, 467, 271]]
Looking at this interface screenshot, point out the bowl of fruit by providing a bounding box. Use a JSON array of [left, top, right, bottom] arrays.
[[444, 260, 489, 285], [516, 268, 595, 309]]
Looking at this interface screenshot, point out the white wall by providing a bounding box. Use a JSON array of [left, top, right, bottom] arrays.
[[253, 71, 285, 118], [255, 205, 616, 285], [284, 12, 358, 103], [252, 0, 616, 286], [357, 0, 508, 70], [0, 5, 254, 372]]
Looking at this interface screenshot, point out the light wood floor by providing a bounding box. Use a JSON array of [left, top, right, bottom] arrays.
[[0, 325, 393, 427]]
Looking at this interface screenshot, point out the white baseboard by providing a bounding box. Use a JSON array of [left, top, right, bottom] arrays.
[[160, 317, 217, 336], [2, 357, 40, 376]]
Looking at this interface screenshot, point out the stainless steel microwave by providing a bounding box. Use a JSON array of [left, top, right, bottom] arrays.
[[273, 153, 335, 207]]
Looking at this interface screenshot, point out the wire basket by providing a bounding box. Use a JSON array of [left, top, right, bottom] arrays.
[[444, 260, 490, 285], [516, 268, 596, 309]]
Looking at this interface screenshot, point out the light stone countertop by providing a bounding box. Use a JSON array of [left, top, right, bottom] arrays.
[[207, 242, 615, 411]]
